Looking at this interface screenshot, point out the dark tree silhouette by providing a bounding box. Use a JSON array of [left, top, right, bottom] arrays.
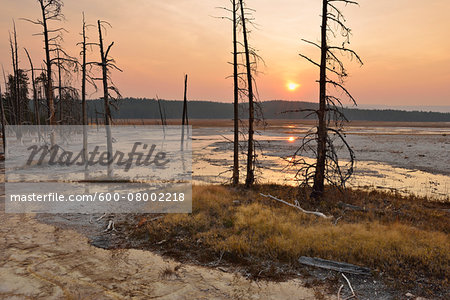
[[9, 23, 20, 124], [77, 13, 96, 166], [239, 0, 255, 188], [23, 0, 62, 125], [181, 74, 189, 145], [217, 0, 263, 186], [24, 48, 40, 126], [4, 70, 30, 124], [95, 20, 122, 176], [0, 84, 6, 152], [292, 0, 363, 198], [232, 0, 240, 186], [23, 0, 77, 126]]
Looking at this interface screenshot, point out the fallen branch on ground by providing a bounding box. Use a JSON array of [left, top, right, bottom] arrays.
[[338, 273, 358, 300], [260, 193, 332, 219], [104, 220, 116, 232]]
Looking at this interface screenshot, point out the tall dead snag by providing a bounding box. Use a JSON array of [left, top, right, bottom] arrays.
[[232, 0, 239, 186], [24, 0, 77, 126], [216, 0, 241, 185], [0, 84, 6, 152], [293, 0, 362, 198], [25, 0, 62, 125], [77, 13, 96, 167], [96, 20, 122, 176], [24, 48, 40, 126], [239, 0, 255, 188], [9, 25, 19, 125], [219, 0, 262, 186], [81, 14, 88, 166], [181, 74, 189, 145]]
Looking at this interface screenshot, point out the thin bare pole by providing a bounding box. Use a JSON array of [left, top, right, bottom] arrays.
[[0, 84, 6, 153], [239, 0, 255, 187], [81, 13, 88, 169], [98, 20, 113, 177], [181, 74, 188, 145], [232, 0, 239, 185]]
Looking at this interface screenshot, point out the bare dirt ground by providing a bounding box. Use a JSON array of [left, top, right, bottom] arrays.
[[0, 201, 329, 299]]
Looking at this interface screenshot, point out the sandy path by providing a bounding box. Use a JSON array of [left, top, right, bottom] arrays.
[[0, 210, 329, 299]]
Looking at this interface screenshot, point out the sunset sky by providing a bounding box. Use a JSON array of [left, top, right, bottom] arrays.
[[0, 0, 449, 107]]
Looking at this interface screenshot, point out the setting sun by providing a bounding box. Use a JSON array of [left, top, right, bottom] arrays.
[[287, 82, 300, 91], [288, 136, 295, 142]]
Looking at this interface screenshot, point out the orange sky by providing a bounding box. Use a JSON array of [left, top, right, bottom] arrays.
[[0, 0, 449, 106]]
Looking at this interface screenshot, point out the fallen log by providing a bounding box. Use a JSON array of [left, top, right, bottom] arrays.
[[298, 256, 371, 275]]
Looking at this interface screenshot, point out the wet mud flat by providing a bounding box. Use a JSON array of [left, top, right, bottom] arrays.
[[192, 123, 450, 201], [1, 202, 324, 299]]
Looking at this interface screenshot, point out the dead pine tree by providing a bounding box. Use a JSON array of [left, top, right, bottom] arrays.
[[232, 0, 240, 186], [24, 48, 43, 143], [77, 13, 96, 168], [219, 0, 262, 186], [95, 20, 122, 177], [8, 24, 19, 125], [0, 84, 6, 153], [239, 0, 256, 188], [23, 0, 64, 126], [215, 0, 241, 185], [52, 49, 78, 125], [81, 13, 89, 166], [13, 22, 21, 124], [181, 74, 189, 146], [292, 0, 363, 199]]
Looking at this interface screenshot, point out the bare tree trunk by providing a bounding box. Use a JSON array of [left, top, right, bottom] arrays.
[[232, 0, 239, 186], [311, 0, 328, 198], [81, 13, 88, 168], [9, 35, 17, 125], [157, 97, 165, 125], [13, 23, 21, 125], [0, 85, 6, 153], [239, 0, 255, 188], [39, 0, 55, 127], [24, 49, 39, 126], [57, 49, 62, 123], [181, 74, 188, 145], [98, 20, 113, 177]]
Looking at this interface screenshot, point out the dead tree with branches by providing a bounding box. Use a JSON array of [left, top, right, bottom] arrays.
[[24, 48, 41, 127], [24, 0, 77, 126], [217, 0, 263, 187], [77, 13, 96, 167], [94, 20, 122, 176], [8, 23, 20, 125], [0, 84, 6, 152], [216, 0, 241, 185], [290, 0, 363, 198], [239, 0, 256, 187], [231, 0, 240, 185]]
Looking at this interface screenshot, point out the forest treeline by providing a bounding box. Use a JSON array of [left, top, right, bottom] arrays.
[[85, 98, 450, 122]]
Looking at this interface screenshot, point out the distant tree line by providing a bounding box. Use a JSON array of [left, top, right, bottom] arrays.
[[85, 98, 450, 122]]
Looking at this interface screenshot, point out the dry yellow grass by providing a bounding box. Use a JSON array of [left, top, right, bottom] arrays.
[[141, 185, 449, 294]]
